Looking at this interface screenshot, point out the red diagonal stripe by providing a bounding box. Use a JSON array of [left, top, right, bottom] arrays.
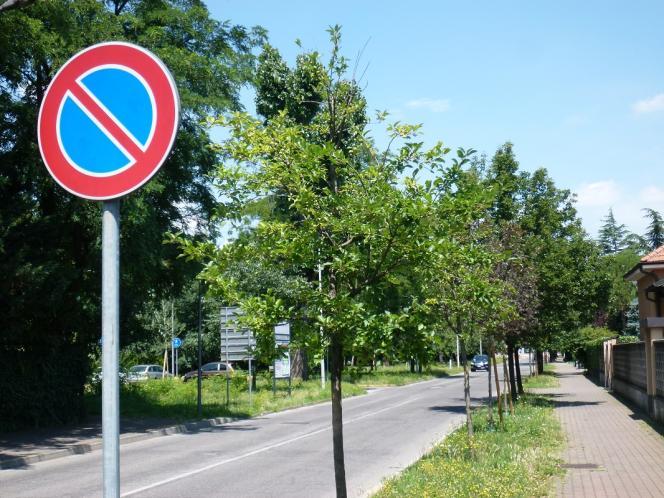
[[69, 82, 144, 162]]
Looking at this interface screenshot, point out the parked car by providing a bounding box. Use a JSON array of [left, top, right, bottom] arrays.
[[182, 362, 234, 382], [127, 364, 170, 382], [91, 369, 128, 384], [470, 354, 489, 372]]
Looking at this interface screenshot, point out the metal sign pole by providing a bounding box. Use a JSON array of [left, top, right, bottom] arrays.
[[318, 260, 325, 389], [197, 281, 202, 417], [225, 306, 230, 407], [456, 335, 460, 367], [102, 200, 120, 498], [171, 301, 174, 375]]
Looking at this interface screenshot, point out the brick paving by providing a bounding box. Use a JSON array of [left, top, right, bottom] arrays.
[[548, 362, 664, 497]]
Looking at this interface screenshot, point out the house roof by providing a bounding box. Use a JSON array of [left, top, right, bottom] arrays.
[[641, 245, 664, 263], [625, 245, 664, 281]]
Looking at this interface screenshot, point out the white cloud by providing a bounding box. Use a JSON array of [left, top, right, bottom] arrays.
[[640, 185, 664, 204], [632, 93, 664, 114], [574, 181, 664, 237], [575, 180, 621, 207], [405, 98, 450, 113]]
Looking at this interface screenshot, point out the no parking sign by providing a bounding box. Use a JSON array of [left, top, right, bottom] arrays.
[[37, 42, 180, 498], [38, 42, 179, 199]]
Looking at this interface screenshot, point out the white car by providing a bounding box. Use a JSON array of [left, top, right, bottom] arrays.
[[127, 364, 171, 382]]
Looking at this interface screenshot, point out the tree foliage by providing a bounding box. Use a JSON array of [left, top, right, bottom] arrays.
[[0, 0, 264, 429]]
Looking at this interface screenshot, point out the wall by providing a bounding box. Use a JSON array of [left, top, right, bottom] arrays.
[[611, 342, 648, 412]]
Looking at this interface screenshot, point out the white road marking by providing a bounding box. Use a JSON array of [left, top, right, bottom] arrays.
[[121, 395, 422, 497]]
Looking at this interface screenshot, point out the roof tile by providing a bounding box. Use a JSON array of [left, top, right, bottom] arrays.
[[641, 245, 664, 263]]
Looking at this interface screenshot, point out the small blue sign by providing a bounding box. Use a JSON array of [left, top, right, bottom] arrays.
[[172, 337, 182, 348]]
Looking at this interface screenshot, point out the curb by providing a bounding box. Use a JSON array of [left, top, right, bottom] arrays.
[[0, 416, 239, 470], [1, 372, 465, 470]]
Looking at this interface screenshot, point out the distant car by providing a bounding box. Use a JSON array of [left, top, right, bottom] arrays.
[[470, 354, 489, 372], [182, 362, 234, 382], [127, 364, 170, 382], [91, 369, 128, 384]]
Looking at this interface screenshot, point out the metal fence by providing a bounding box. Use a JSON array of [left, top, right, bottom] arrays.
[[613, 342, 647, 390], [655, 340, 664, 397]]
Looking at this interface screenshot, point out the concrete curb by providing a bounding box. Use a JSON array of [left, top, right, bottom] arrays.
[[0, 416, 239, 470], [1, 373, 465, 471]]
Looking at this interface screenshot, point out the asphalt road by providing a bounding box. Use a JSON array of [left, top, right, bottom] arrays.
[[1, 368, 509, 498]]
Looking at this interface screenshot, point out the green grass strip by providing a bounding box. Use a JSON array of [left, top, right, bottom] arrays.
[[375, 394, 563, 498], [523, 364, 560, 389], [85, 364, 461, 421]]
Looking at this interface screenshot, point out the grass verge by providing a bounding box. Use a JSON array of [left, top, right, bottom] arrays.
[[523, 363, 559, 389], [374, 394, 563, 498], [85, 363, 460, 421]]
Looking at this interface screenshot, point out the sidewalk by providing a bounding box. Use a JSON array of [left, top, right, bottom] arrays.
[[0, 415, 238, 469], [548, 362, 664, 497]]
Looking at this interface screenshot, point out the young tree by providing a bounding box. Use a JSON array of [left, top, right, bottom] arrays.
[[179, 28, 460, 496]]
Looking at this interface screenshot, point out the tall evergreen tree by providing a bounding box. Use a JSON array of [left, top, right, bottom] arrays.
[[598, 208, 627, 254], [643, 208, 664, 250]]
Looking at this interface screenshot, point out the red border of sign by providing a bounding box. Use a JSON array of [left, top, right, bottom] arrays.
[[38, 42, 179, 200]]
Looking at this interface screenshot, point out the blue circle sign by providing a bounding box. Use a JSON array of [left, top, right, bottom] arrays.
[[38, 42, 179, 200], [172, 337, 182, 348]]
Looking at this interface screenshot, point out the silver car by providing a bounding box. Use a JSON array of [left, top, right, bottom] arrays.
[[127, 364, 170, 382]]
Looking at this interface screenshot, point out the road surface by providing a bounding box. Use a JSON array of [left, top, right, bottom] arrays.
[[1, 369, 508, 498]]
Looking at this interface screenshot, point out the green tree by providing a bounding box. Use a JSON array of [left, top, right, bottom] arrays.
[[598, 208, 628, 254], [643, 208, 664, 250], [0, 0, 264, 429], [487, 142, 524, 224], [179, 28, 475, 497], [602, 249, 640, 332]]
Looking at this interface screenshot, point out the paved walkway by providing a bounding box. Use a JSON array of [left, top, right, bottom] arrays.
[[549, 362, 664, 497]]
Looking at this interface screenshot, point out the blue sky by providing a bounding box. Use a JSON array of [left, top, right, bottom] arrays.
[[209, 1, 664, 237]]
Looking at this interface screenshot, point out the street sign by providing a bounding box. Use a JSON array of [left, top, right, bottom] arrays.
[[36, 41, 179, 498], [172, 337, 182, 348], [38, 42, 179, 200], [275, 322, 290, 346], [220, 306, 256, 361], [274, 354, 291, 379]]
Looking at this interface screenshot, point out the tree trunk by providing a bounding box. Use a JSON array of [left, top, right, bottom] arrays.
[[507, 343, 518, 402], [330, 333, 347, 498], [503, 356, 514, 415], [460, 338, 474, 438], [491, 348, 503, 426], [514, 348, 524, 395], [409, 358, 415, 373], [536, 350, 544, 374], [291, 348, 308, 380]]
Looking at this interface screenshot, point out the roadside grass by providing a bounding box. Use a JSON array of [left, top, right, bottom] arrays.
[[85, 363, 460, 421], [523, 363, 559, 389], [374, 394, 563, 498], [345, 364, 463, 387]]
